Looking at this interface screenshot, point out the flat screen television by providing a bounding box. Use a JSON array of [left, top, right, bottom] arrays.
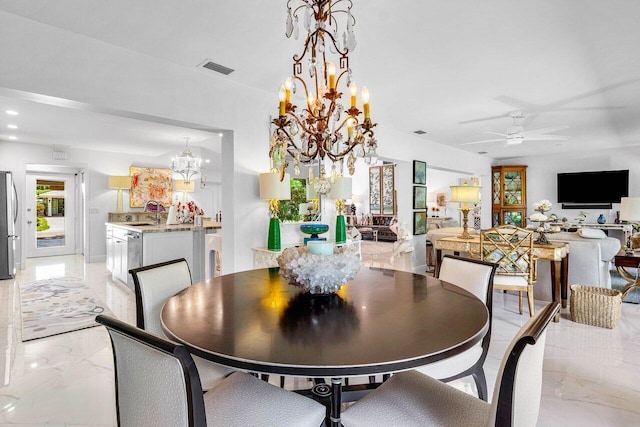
[[557, 170, 629, 204]]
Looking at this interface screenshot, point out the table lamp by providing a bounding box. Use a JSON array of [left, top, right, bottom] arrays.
[[108, 175, 132, 213], [328, 176, 352, 244], [449, 182, 481, 239], [620, 197, 640, 252], [259, 172, 291, 251], [175, 179, 195, 204]]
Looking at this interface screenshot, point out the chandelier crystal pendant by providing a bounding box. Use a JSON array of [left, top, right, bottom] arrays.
[[171, 137, 201, 184], [270, 0, 378, 191]]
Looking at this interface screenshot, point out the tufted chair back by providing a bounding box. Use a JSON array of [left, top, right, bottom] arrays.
[[130, 258, 192, 337], [96, 314, 206, 427]]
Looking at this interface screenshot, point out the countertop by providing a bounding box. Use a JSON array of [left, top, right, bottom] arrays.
[[106, 221, 222, 233]]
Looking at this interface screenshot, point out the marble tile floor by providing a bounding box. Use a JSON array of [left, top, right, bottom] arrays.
[[0, 255, 639, 426]]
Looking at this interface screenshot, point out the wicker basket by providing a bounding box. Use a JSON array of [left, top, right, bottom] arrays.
[[570, 285, 622, 329]]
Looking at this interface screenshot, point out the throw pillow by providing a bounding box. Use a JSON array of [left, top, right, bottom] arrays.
[[578, 228, 606, 239]]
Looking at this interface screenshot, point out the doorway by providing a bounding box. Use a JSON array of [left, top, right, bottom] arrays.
[[25, 173, 77, 257]]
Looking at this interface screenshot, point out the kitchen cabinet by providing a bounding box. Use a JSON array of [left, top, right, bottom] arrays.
[[492, 165, 527, 227], [105, 221, 221, 287]]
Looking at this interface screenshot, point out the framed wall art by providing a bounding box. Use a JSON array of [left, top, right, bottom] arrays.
[[369, 166, 381, 214], [129, 167, 173, 208], [413, 160, 426, 185], [413, 186, 427, 210], [413, 211, 427, 235], [381, 164, 396, 214]]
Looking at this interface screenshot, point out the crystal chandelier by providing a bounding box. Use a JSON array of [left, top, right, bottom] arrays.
[[270, 0, 378, 194], [171, 137, 201, 184]]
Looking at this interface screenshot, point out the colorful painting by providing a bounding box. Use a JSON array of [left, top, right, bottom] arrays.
[[413, 186, 427, 210], [129, 167, 173, 208], [413, 160, 426, 185], [369, 166, 381, 214], [382, 165, 395, 214], [413, 211, 427, 235]]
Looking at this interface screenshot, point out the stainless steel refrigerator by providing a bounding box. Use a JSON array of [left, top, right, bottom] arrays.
[[0, 171, 18, 279]]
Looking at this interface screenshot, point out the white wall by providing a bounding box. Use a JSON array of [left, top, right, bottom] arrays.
[[496, 146, 640, 224]]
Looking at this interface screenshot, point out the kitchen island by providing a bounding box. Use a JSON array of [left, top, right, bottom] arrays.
[[105, 220, 221, 289]]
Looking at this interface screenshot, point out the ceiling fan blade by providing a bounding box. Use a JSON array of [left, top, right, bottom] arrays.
[[483, 131, 509, 137], [525, 135, 569, 141], [458, 113, 509, 124], [523, 125, 569, 136], [460, 138, 505, 146]]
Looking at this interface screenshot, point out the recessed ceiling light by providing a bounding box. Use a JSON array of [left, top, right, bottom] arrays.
[[8, 136, 17, 140], [205, 159, 211, 163], [413, 130, 427, 135], [6, 110, 18, 115], [219, 133, 223, 137], [7, 124, 17, 129], [477, 151, 487, 155]]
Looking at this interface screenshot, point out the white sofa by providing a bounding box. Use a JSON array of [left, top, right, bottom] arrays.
[[534, 231, 620, 302], [426, 227, 620, 303]]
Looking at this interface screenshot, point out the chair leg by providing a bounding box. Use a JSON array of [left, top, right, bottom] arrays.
[[472, 368, 488, 402], [518, 291, 523, 315], [527, 285, 535, 317]]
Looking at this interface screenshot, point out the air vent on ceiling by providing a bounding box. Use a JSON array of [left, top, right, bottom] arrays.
[[413, 130, 427, 135], [199, 59, 235, 75]]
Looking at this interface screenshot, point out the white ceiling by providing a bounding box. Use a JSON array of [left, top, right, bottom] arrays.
[[0, 0, 639, 160]]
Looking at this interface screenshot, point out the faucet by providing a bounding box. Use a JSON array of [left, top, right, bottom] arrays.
[[144, 200, 163, 224]]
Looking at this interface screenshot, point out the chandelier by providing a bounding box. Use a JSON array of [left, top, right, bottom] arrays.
[[171, 137, 201, 184], [270, 0, 378, 193]]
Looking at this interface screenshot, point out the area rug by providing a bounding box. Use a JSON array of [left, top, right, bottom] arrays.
[[18, 276, 114, 341], [610, 268, 640, 304]]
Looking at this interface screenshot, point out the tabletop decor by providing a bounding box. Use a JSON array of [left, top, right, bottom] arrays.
[[173, 200, 203, 224], [277, 245, 361, 295], [531, 199, 553, 244], [300, 223, 329, 244]]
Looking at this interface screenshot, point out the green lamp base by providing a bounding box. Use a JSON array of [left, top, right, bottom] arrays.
[[335, 215, 347, 244], [267, 217, 281, 251]]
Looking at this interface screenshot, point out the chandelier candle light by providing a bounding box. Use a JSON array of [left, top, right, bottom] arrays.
[[270, 0, 378, 192], [449, 183, 481, 239], [260, 172, 292, 251]]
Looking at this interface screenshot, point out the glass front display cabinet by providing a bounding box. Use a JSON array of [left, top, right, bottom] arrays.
[[492, 165, 527, 227]]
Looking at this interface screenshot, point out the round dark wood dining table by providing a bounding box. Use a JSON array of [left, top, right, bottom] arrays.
[[161, 266, 489, 426]]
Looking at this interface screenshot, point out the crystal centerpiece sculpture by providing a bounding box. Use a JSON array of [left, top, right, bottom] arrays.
[[277, 245, 361, 294]]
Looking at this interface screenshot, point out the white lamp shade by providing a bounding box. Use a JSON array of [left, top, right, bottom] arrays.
[[449, 185, 481, 204], [108, 175, 131, 189], [175, 180, 195, 192], [620, 197, 640, 221], [328, 177, 352, 199], [259, 172, 291, 200]]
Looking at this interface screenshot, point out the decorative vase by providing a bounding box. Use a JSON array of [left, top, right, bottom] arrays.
[[597, 214, 606, 224]]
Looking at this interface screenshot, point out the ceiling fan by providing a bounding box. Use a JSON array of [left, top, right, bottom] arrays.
[[461, 112, 569, 146]]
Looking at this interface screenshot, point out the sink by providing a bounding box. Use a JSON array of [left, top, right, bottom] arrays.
[[124, 222, 156, 226]]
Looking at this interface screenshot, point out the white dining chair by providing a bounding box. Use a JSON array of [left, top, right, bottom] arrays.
[[129, 258, 233, 391], [340, 302, 560, 427], [414, 255, 497, 401], [96, 314, 326, 427]]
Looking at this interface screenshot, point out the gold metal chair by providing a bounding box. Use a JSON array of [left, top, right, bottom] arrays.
[[480, 225, 536, 316]]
